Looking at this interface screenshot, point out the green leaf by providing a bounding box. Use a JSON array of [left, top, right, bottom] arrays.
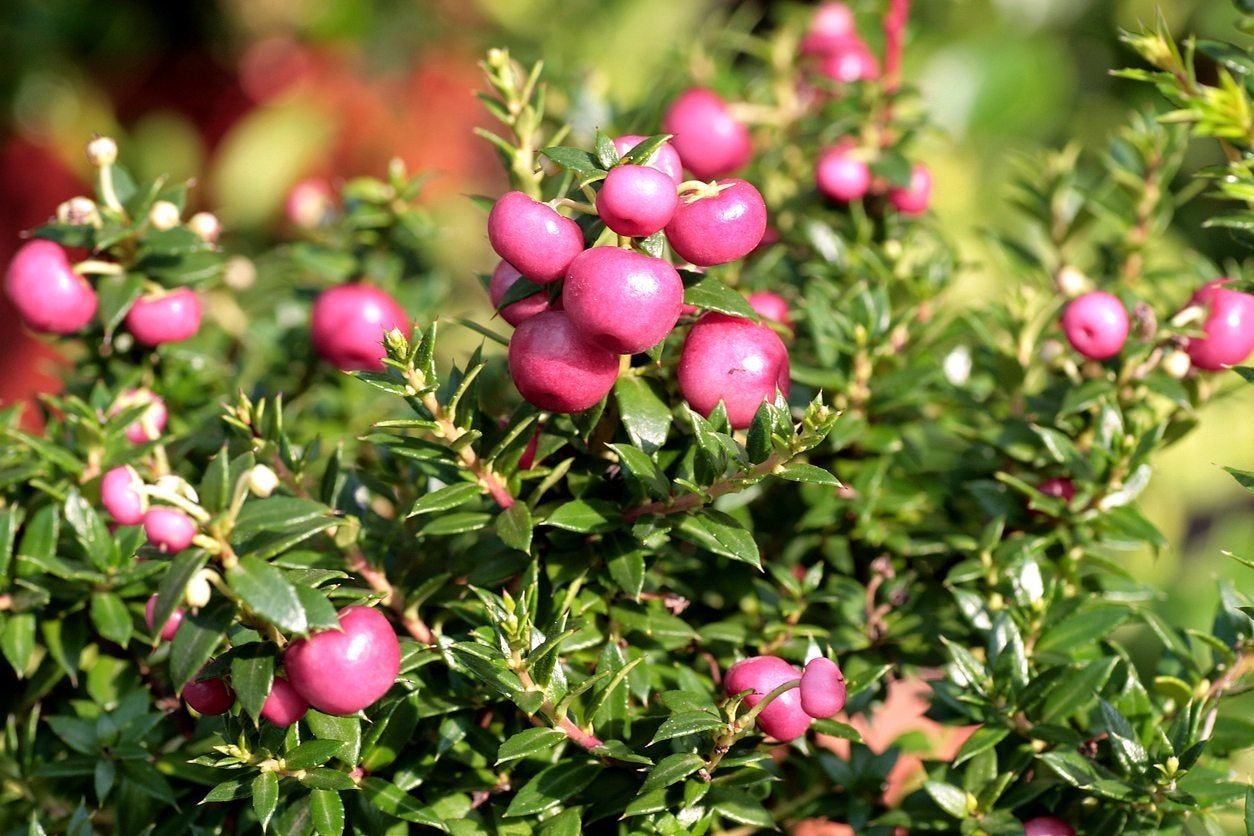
[[1037, 604, 1131, 654], [65, 490, 116, 571], [674, 510, 761, 568], [170, 598, 235, 691], [775, 462, 841, 486], [594, 132, 620, 168], [152, 549, 209, 642], [682, 275, 759, 319], [710, 789, 775, 829], [614, 377, 672, 454], [202, 776, 253, 803], [541, 146, 604, 174], [1227, 466, 1254, 493], [924, 780, 969, 818], [89, 592, 132, 647], [810, 719, 863, 742], [252, 772, 278, 833], [640, 752, 705, 793], [0, 507, 20, 581], [605, 536, 646, 599], [406, 482, 482, 517], [285, 739, 349, 771], [649, 710, 723, 744], [496, 727, 566, 765], [1038, 657, 1118, 724], [360, 778, 446, 829], [537, 808, 582, 836], [620, 134, 674, 166], [310, 789, 345, 836], [299, 769, 357, 791], [17, 504, 58, 562], [1099, 700, 1149, 773], [227, 555, 309, 634], [542, 499, 620, 533], [504, 761, 601, 817], [2, 612, 37, 676], [610, 443, 670, 500], [496, 501, 533, 553], [231, 643, 276, 722], [362, 693, 422, 772], [294, 586, 341, 632], [96, 272, 144, 338], [419, 512, 492, 536], [305, 712, 362, 765], [952, 726, 1009, 767]]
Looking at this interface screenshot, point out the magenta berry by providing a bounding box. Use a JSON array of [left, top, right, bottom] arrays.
[[816, 143, 871, 203], [1038, 477, 1076, 503], [4, 239, 98, 334], [746, 292, 791, 328], [1062, 291, 1129, 360], [489, 261, 551, 327], [563, 247, 683, 354], [183, 676, 234, 716], [1022, 817, 1075, 836], [802, 2, 857, 55], [101, 465, 147, 525], [724, 656, 810, 742], [126, 288, 203, 346], [487, 191, 584, 284], [285, 606, 401, 716], [260, 676, 309, 727], [666, 179, 767, 267], [144, 507, 197, 553], [507, 311, 620, 413], [817, 38, 880, 83], [888, 163, 933, 216], [1184, 279, 1254, 371], [678, 313, 791, 429], [595, 165, 678, 238], [662, 89, 752, 180], [144, 594, 184, 642], [310, 283, 409, 372], [799, 657, 847, 719], [612, 135, 684, 185], [112, 388, 168, 444]]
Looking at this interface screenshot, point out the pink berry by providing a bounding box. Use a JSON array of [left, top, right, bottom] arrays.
[[111, 388, 168, 444], [489, 261, 551, 327], [126, 288, 202, 346], [508, 311, 620, 413], [487, 191, 584, 284], [679, 313, 791, 429], [662, 89, 753, 180], [563, 247, 683, 354], [144, 594, 184, 642], [724, 656, 810, 742], [799, 657, 847, 719], [802, 3, 857, 54], [612, 135, 684, 185], [888, 164, 933, 216], [1062, 291, 1128, 360], [285, 178, 334, 228], [143, 507, 197, 553], [261, 676, 309, 727], [285, 606, 400, 716], [183, 676, 234, 715], [1184, 279, 1254, 371], [1023, 817, 1075, 836], [666, 179, 767, 267], [746, 292, 791, 328], [311, 283, 408, 372], [101, 465, 147, 525], [816, 38, 880, 83], [4, 240, 98, 334], [1038, 478, 1076, 503], [596, 165, 678, 238], [816, 144, 871, 203]]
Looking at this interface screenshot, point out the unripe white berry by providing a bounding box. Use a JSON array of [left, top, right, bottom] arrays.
[[1055, 265, 1089, 297], [247, 465, 280, 498], [56, 196, 99, 226], [148, 200, 181, 231], [222, 256, 256, 290], [1162, 349, 1191, 379], [86, 136, 118, 167], [187, 211, 221, 243]]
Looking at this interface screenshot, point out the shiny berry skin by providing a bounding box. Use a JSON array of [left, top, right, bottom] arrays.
[[724, 656, 810, 742], [143, 507, 197, 553], [101, 465, 147, 525], [678, 313, 791, 429], [563, 247, 683, 354], [126, 288, 202, 346], [285, 606, 401, 716], [799, 657, 847, 719], [261, 676, 309, 727], [1038, 478, 1076, 503], [144, 594, 184, 642], [1062, 291, 1129, 360], [487, 191, 584, 284], [4, 239, 98, 334], [489, 261, 551, 327], [666, 179, 767, 267], [816, 38, 880, 83], [801, 2, 857, 54], [183, 677, 234, 716], [612, 135, 684, 185], [1022, 817, 1075, 836], [746, 292, 791, 328], [816, 144, 871, 202], [112, 388, 168, 444], [508, 311, 620, 413], [1184, 279, 1254, 371], [311, 283, 409, 372], [888, 163, 933, 215], [662, 89, 752, 180], [596, 165, 678, 238]]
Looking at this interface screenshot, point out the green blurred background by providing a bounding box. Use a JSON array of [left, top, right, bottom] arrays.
[[0, 0, 1250, 642]]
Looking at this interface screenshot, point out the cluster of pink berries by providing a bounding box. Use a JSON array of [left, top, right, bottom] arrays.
[[724, 655, 847, 742], [801, 2, 881, 86]]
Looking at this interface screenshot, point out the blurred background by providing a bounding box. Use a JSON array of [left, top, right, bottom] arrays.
[[0, 0, 1249, 639]]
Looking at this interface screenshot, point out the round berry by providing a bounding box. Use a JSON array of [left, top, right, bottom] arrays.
[[144, 594, 184, 642], [888, 163, 933, 216], [508, 311, 620, 413], [489, 261, 551, 327], [1184, 279, 1254, 371], [188, 212, 222, 244], [111, 388, 168, 444], [1022, 817, 1075, 836], [662, 89, 752, 180], [816, 144, 871, 203], [487, 191, 584, 284], [1062, 291, 1129, 360], [802, 2, 857, 54], [184, 676, 234, 716], [678, 313, 791, 429], [285, 178, 333, 228], [816, 38, 880, 83], [4, 240, 98, 334], [101, 465, 147, 526], [311, 283, 409, 372], [1038, 478, 1076, 503], [126, 288, 203, 346], [666, 179, 767, 267], [285, 606, 401, 716], [596, 165, 678, 238], [261, 676, 309, 727], [563, 247, 683, 354], [724, 656, 810, 742], [144, 507, 197, 553], [799, 657, 847, 719], [612, 135, 684, 185], [746, 292, 792, 328]]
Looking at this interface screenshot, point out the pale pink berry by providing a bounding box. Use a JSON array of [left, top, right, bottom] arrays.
[[746, 292, 791, 328], [662, 89, 752, 180], [816, 144, 871, 203], [888, 164, 932, 215], [126, 288, 202, 346], [1184, 279, 1254, 371], [311, 283, 408, 372], [144, 594, 184, 642], [799, 657, 847, 719], [612, 135, 684, 185], [1062, 291, 1129, 360], [507, 311, 620, 413], [724, 656, 810, 742], [183, 676, 234, 715], [489, 261, 551, 327], [285, 178, 334, 228], [563, 247, 683, 354], [144, 507, 197, 553], [596, 165, 678, 238], [802, 3, 857, 55], [4, 240, 98, 334], [487, 192, 584, 284], [666, 179, 767, 267], [111, 388, 168, 444], [261, 676, 309, 727], [101, 465, 147, 525], [816, 38, 880, 83], [285, 606, 400, 716], [678, 313, 791, 429], [1022, 817, 1075, 836]]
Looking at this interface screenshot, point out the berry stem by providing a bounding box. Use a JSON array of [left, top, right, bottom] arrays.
[[882, 0, 910, 96], [72, 259, 123, 276], [515, 666, 604, 752]]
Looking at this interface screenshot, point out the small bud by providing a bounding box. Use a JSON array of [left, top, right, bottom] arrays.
[[384, 327, 407, 355], [153, 475, 200, 504], [86, 136, 118, 167], [222, 255, 257, 290], [247, 465, 280, 498], [1055, 265, 1088, 297], [1162, 349, 1191, 379], [185, 568, 217, 608], [148, 200, 181, 231], [56, 196, 100, 226], [187, 211, 221, 243]]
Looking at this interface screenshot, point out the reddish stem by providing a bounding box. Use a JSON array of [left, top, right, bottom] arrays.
[[882, 0, 910, 96]]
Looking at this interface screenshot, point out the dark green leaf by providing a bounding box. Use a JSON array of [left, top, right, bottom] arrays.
[[496, 501, 533, 553], [309, 789, 345, 836], [170, 598, 235, 691], [683, 275, 759, 319], [252, 772, 278, 833], [231, 643, 276, 722], [640, 752, 705, 793], [227, 556, 309, 634], [614, 377, 672, 454], [504, 761, 600, 817], [496, 727, 566, 765]]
